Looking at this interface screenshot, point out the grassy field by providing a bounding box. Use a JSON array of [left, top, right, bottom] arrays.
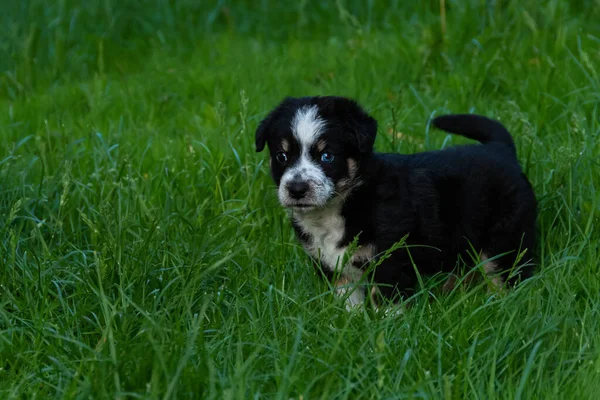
[[1, 0, 600, 398]]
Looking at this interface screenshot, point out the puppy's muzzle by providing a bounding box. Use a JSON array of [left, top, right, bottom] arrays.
[[286, 179, 310, 200]]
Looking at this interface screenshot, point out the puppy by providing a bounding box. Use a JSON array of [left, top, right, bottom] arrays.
[[255, 96, 536, 309]]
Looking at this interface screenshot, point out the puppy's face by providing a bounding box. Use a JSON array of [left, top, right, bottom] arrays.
[[255, 96, 377, 211]]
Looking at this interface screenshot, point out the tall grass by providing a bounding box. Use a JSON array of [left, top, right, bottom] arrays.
[[1, 0, 600, 398]]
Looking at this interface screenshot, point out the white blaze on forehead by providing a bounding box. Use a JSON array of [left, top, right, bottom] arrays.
[[291, 105, 326, 149], [277, 105, 333, 208]]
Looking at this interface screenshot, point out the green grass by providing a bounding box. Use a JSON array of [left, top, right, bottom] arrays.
[[1, 0, 600, 398]]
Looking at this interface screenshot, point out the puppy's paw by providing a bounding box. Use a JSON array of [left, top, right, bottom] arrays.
[[334, 278, 365, 311], [379, 304, 404, 317], [343, 289, 366, 311]]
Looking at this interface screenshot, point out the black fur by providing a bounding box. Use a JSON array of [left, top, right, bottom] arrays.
[[343, 132, 536, 297], [256, 96, 537, 301]]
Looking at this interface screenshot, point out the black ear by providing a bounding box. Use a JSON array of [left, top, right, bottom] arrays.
[[255, 113, 272, 152], [351, 110, 378, 153], [317, 96, 378, 153], [255, 97, 295, 152]]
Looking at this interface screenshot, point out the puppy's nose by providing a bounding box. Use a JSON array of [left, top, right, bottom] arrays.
[[287, 180, 309, 199]]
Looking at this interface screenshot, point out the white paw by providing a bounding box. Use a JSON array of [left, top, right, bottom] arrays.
[[380, 304, 404, 317], [336, 286, 365, 311]]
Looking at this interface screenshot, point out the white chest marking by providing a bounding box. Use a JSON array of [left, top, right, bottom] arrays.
[[294, 205, 347, 271], [293, 201, 376, 310], [293, 202, 374, 278]]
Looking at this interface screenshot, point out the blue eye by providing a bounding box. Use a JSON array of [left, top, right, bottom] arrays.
[[321, 152, 335, 163]]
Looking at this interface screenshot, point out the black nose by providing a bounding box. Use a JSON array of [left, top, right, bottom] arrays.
[[287, 180, 309, 199]]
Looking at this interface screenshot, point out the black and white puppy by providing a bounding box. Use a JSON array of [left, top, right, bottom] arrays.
[[255, 96, 536, 309]]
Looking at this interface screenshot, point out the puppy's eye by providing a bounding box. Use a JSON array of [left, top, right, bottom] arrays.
[[320, 152, 335, 163], [276, 152, 288, 164]]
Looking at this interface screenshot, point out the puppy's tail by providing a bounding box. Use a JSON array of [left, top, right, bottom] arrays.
[[432, 114, 516, 156]]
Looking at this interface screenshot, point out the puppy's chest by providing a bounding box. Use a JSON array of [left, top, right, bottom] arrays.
[[293, 210, 347, 271]]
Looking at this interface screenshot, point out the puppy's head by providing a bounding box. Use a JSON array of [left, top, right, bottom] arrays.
[[255, 96, 377, 211]]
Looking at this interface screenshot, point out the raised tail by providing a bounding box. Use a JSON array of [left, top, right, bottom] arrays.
[[432, 114, 516, 156]]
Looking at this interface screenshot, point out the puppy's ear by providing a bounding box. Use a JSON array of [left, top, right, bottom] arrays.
[[255, 97, 294, 152], [317, 96, 378, 153], [255, 113, 272, 152], [350, 110, 378, 153]]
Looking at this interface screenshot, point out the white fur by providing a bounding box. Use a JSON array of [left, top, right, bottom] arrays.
[[291, 105, 326, 148], [293, 200, 348, 271], [336, 285, 366, 311], [278, 154, 334, 208], [278, 105, 334, 209], [293, 200, 373, 309]]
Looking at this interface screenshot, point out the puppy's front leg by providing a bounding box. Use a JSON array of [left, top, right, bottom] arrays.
[[334, 276, 365, 311], [372, 252, 420, 302]]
